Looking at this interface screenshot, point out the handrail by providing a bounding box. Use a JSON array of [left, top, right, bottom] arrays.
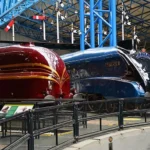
[[32, 97, 150, 112], [0, 96, 149, 104], [1, 97, 150, 150], [33, 120, 74, 137], [78, 112, 119, 122], [2, 134, 30, 150]]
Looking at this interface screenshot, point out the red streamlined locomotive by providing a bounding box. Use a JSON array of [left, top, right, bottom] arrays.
[[0, 43, 70, 99]]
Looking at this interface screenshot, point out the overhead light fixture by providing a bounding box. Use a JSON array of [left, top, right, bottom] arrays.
[[60, 2, 64, 7], [134, 35, 137, 39], [122, 11, 126, 15], [86, 25, 90, 28], [78, 30, 81, 35], [73, 30, 77, 33], [84, 5, 89, 9], [103, 30, 107, 35], [137, 38, 140, 43], [57, 11, 61, 16], [51, 20, 54, 24], [75, 10, 78, 14], [65, 13, 68, 18], [61, 16, 65, 20], [57, 0, 64, 7], [127, 21, 131, 25], [125, 15, 129, 20]]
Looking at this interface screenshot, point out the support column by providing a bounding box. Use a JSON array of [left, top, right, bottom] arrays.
[[71, 23, 74, 44], [90, 0, 95, 48], [111, 0, 117, 47], [80, 0, 117, 50], [43, 20, 46, 40], [109, 0, 113, 46], [98, 0, 103, 47], [80, 0, 85, 50], [12, 23, 15, 41], [122, 2, 125, 41], [56, 2, 60, 43]]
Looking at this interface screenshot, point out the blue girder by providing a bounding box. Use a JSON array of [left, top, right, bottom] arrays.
[[80, 0, 117, 50], [0, 0, 42, 26], [0, 0, 150, 45]]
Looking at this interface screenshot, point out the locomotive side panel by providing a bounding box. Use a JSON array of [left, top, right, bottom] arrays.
[[0, 44, 70, 99], [62, 47, 145, 99]]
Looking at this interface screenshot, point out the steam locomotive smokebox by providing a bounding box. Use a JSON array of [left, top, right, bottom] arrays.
[[118, 40, 137, 50]]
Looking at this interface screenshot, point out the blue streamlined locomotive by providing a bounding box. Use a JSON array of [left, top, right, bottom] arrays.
[[61, 47, 150, 110]]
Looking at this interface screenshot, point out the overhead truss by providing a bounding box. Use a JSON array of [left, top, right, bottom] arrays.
[[80, 0, 116, 50], [0, 0, 44, 26], [0, 0, 150, 48]]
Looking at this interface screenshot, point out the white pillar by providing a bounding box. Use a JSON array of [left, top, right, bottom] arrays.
[[12, 23, 15, 41], [71, 23, 74, 44], [84, 6, 88, 42], [122, 3, 125, 41], [56, 2, 60, 43], [43, 20, 46, 40]]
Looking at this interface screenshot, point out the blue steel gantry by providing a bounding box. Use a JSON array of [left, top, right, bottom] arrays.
[[0, 0, 41, 26], [80, 0, 117, 50], [0, 0, 150, 48], [0, 0, 79, 42]]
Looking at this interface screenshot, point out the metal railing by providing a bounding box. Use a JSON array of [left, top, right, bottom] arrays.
[[0, 97, 150, 150]]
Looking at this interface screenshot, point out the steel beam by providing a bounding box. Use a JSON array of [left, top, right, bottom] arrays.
[[80, 0, 117, 50], [79, 0, 85, 50], [0, 0, 41, 26]]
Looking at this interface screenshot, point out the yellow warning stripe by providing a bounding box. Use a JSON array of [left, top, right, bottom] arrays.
[[124, 118, 141, 121], [41, 131, 73, 137]]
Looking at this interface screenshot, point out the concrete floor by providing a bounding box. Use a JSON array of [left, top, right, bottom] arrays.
[[0, 115, 148, 150]]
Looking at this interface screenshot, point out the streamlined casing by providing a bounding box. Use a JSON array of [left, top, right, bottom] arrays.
[[61, 47, 148, 98], [0, 43, 70, 99]]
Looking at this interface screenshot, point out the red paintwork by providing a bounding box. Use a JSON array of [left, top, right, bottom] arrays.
[[0, 43, 70, 99]]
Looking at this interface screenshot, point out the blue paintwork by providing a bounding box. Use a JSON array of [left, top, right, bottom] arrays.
[[61, 47, 147, 99], [61, 47, 118, 63], [75, 78, 144, 98]]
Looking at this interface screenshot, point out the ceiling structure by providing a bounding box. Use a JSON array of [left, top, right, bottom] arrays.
[[0, 0, 150, 49]]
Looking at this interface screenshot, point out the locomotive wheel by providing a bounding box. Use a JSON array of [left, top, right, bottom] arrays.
[[87, 94, 105, 113], [77, 105, 84, 111], [88, 102, 104, 112], [124, 103, 135, 110], [105, 102, 116, 113]]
